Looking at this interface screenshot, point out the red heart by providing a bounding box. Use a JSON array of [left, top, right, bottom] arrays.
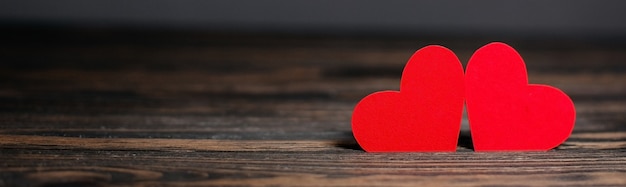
[[352, 45, 465, 152], [466, 42, 576, 152]]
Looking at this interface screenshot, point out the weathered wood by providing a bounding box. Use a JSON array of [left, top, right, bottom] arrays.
[[1, 27, 625, 186]]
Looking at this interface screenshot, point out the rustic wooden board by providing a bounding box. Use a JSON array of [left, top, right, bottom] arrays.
[[1, 27, 625, 186]]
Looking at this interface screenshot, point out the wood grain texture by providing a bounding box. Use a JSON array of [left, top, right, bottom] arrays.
[[1, 27, 626, 186]]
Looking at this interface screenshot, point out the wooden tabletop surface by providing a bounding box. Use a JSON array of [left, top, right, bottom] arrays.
[[1, 28, 625, 186]]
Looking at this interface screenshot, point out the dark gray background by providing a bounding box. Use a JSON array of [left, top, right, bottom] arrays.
[[1, 0, 625, 37]]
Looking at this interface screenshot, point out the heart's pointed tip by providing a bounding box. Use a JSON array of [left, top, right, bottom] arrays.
[[474, 149, 552, 152], [363, 148, 458, 153], [473, 140, 568, 152]]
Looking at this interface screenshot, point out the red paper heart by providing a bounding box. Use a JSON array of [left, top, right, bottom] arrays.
[[466, 42, 576, 152], [352, 45, 465, 152]]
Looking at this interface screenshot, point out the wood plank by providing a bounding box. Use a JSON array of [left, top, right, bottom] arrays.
[[0, 135, 344, 152]]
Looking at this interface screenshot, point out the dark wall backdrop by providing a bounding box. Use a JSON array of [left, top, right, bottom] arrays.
[[1, 0, 626, 37]]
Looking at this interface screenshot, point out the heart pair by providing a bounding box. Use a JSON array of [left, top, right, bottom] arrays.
[[352, 42, 576, 152]]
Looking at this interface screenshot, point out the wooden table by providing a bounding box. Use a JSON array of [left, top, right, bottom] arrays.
[[1, 28, 625, 186]]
